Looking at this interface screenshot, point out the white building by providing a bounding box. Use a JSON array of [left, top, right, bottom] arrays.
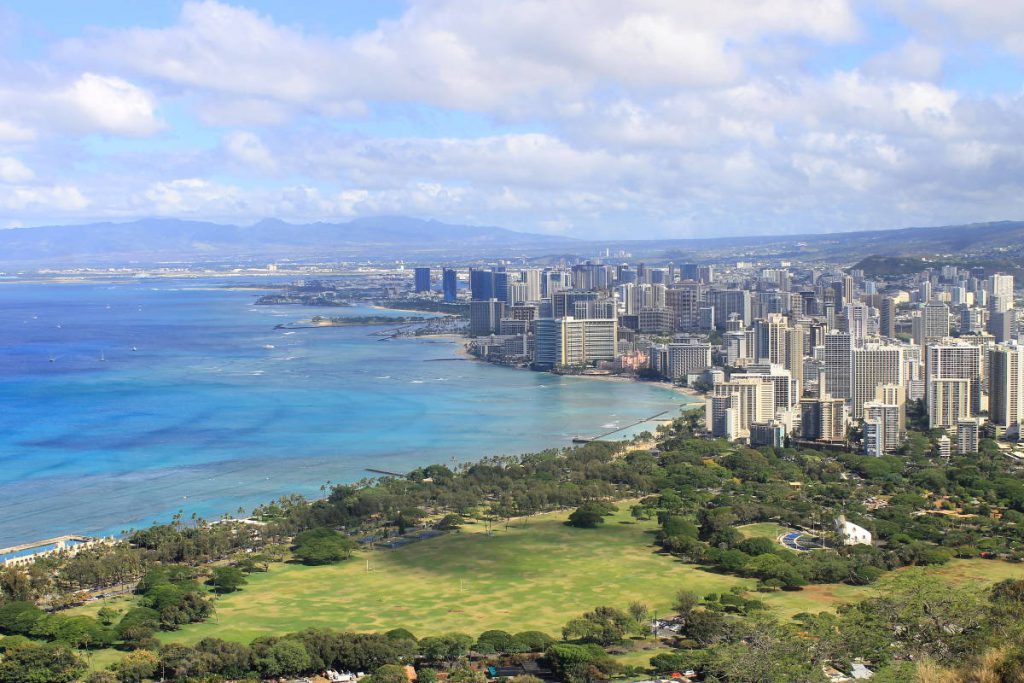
[[834, 516, 872, 546]]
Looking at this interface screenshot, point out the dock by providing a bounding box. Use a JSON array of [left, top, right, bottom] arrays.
[[572, 410, 671, 443], [365, 468, 408, 477]]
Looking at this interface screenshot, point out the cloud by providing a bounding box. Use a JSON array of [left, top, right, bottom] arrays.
[[141, 178, 242, 215], [55, 0, 860, 118], [0, 157, 34, 183], [0, 184, 89, 211], [0, 120, 36, 143], [3, 0, 1024, 238], [223, 131, 276, 172], [63, 73, 163, 136]]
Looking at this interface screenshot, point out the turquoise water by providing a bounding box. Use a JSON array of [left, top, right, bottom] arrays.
[[0, 279, 689, 546]]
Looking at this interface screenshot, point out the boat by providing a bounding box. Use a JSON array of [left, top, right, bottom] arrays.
[[131, 346, 138, 351]]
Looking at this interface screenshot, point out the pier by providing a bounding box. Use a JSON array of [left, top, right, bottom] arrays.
[[572, 410, 671, 443], [365, 468, 408, 477]]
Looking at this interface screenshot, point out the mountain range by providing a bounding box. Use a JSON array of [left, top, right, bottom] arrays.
[[1, 216, 1023, 267]]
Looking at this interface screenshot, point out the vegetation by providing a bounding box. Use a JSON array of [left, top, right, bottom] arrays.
[[5, 411, 1024, 680]]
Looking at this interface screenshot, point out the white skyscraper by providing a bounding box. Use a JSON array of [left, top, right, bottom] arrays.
[[851, 344, 904, 417], [988, 344, 1024, 437]]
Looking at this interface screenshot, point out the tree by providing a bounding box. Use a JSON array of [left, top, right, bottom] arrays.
[[0, 642, 86, 683], [0, 601, 45, 635], [567, 506, 605, 528], [111, 649, 159, 683], [545, 643, 620, 683], [562, 606, 634, 646], [254, 638, 313, 678], [513, 631, 554, 652], [208, 566, 248, 593], [418, 633, 473, 664], [292, 528, 357, 565], [366, 663, 410, 683], [673, 590, 700, 618], [682, 609, 728, 647]]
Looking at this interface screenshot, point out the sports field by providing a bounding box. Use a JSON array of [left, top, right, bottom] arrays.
[[161, 507, 751, 644]]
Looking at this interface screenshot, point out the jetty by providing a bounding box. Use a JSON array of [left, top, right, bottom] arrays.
[[365, 468, 408, 477], [572, 410, 671, 443]]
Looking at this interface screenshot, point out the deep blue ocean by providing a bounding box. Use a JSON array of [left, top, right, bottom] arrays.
[[0, 278, 688, 546]]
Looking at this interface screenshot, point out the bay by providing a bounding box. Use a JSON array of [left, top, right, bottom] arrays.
[[0, 279, 690, 546]]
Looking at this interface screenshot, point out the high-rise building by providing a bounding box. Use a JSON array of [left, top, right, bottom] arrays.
[[823, 332, 852, 399], [988, 344, 1024, 436], [928, 377, 972, 429], [665, 343, 712, 380], [532, 317, 618, 368], [850, 344, 904, 416], [707, 377, 775, 440], [470, 268, 495, 301], [442, 268, 458, 303], [926, 342, 983, 415], [863, 418, 884, 456], [989, 309, 1018, 344], [520, 269, 542, 302], [844, 302, 871, 347], [988, 274, 1014, 302], [956, 418, 980, 454], [666, 283, 705, 331], [712, 290, 752, 329], [879, 297, 896, 339], [784, 327, 805, 392], [735, 363, 797, 412], [414, 267, 431, 293], [469, 299, 504, 336], [913, 301, 951, 346], [799, 396, 848, 442], [754, 313, 788, 365], [863, 401, 903, 454]]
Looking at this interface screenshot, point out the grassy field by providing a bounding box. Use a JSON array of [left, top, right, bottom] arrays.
[[759, 558, 1024, 619], [736, 522, 793, 540], [70, 507, 1024, 675], [157, 507, 751, 645]]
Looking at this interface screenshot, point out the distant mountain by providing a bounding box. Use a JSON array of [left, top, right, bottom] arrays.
[[599, 220, 1024, 264], [2, 216, 1023, 268], [0, 216, 580, 266]]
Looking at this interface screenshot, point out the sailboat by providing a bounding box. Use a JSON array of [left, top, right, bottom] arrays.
[[99, 352, 106, 362]]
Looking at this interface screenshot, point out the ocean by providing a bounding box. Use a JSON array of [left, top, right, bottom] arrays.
[[0, 278, 690, 546]]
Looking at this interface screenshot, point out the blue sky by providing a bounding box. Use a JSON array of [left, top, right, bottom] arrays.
[[2, 0, 1024, 238]]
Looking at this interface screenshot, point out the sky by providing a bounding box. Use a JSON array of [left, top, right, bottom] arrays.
[[2, 1, 1024, 239]]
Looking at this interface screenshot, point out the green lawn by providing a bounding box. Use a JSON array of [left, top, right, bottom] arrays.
[[161, 507, 751, 645], [736, 523, 793, 541], [69, 508, 1024, 675], [757, 558, 1024, 619]]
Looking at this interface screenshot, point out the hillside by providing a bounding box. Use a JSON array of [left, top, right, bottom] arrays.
[[0, 216, 579, 266]]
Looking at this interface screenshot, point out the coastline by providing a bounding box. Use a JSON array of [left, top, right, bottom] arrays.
[[453, 334, 706, 409], [1, 291, 693, 546]]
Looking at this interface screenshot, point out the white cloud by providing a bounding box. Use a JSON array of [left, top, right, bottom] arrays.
[[0, 157, 34, 183], [223, 131, 276, 172], [56, 0, 860, 118], [63, 73, 163, 136], [0, 120, 36, 143], [0, 185, 89, 211], [141, 178, 242, 215]]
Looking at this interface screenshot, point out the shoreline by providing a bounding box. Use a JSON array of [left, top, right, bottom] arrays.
[[3, 316, 694, 547], [454, 334, 706, 408]]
